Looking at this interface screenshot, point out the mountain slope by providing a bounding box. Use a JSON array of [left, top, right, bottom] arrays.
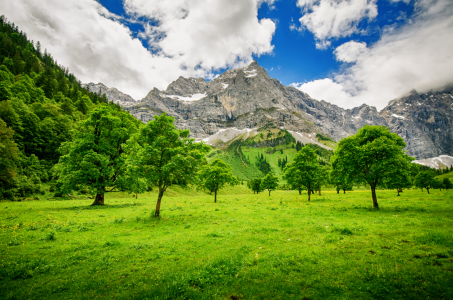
[[380, 87, 453, 158], [90, 61, 453, 160]]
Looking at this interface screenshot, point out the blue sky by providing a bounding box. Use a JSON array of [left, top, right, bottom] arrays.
[[96, 0, 414, 85], [1, 0, 452, 109]]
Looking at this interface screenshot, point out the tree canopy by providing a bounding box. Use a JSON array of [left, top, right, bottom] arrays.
[[250, 178, 262, 194], [261, 173, 279, 196], [198, 159, 238, 202], [284, 146, 322, 201], [54, 106, 139, 205], [131, 113, 210, 216], [331, 125, 411, 208], [414, 171, 436, 194]]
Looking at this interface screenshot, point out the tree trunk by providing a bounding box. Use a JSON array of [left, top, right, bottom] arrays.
[[343, 189, 346, 194], [371, 186, 379, 208], [268, 190, 271, 196], [91, 193, 104, 206], [318, 187, 321, 196], [397, 189, 400, 196], [427, 188, 430, 194], [155, 189, 164, 217], [214, 190, 217, 203], [135, 194, 137, 199], [299, 189, 302, 195], [308, 189, 311, 201], [337, 189, 339, 194]]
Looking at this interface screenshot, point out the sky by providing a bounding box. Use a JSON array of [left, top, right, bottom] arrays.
[[1, 0, 452, 110]]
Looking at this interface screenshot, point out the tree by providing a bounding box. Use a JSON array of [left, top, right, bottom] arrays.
[[382, 156, 413, 196], [283, 146, 322, 201], [314, 166, 328, 196], [431, 178, 444, 191], [414, 171, 436, 194], [198, 159, 238, 202], [330, 161, 353, 194], [54, 106, 138, 205], [443, 178, 453, 190], [250, 178, 262, 194], [132, 113, 210, 217], [331, 125, 411, 208], [261, 173, 279, 196], [409, 163, 420, 186], [0, 119, 20, 199]]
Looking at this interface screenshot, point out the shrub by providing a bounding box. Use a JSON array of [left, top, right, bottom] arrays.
[[41, 230, 56, 241]]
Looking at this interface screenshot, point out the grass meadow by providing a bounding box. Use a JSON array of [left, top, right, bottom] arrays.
[[1, 186, 453, 299]]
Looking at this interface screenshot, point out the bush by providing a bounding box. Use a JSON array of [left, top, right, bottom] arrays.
[[41, 230, 56, 241]]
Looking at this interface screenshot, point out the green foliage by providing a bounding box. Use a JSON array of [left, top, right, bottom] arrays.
[[331, 125, 412, 207], [255, 152, 272, 174], [54, 106, 138, 204], [198, 159, 239, 202], [295, 140, 303, 151], [0, 17, 120, 199], [261, 173, 279, 196], [316, 133, 335, 142], [382, 156, 413, 196], [0, 118, 19, 199], [250, 178, 262, 194], [284, 146, 323, 201], [415, 171, 436, 193], [443, 178, 453, 190], [330, 158, 353, 194], [132, 112, 210, 216]]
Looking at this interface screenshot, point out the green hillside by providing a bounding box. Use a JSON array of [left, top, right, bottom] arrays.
[[207, 124, 335, 181], [0, 16, 139, 200], [436, 171, 453, 181]]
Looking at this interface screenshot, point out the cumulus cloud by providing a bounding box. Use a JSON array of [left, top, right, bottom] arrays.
[[124, 0, 275, 71], [0, 0, 276, 99], [333, 41, 368, 62], [293, 0, 453, 110], [296, 0, 378, 49], [291, 79, 353, 104]]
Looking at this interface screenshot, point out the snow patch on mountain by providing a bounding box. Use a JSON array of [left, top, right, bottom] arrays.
[[413, 155, 453, 169]]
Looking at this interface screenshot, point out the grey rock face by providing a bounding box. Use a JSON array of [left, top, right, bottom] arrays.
[[380, 88, 453, 159], [110, 61, 452, 159], [83, 82, 137, 106]]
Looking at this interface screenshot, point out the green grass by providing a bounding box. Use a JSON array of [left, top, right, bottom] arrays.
[[242, 146, 298, 180], [1, 187, 453, 299], [436, 171, 453, 181]]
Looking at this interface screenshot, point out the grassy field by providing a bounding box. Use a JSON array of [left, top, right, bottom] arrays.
[[1, 186, 453, 299], [436, 171, 453, 181]]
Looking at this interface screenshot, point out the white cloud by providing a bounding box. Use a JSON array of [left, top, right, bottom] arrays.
[[291, 79, 353, 104], [293, 0, 453, 110], [296, 0, 378, 49], [0, 0, 276, 99], [333, 41, 368, 62]]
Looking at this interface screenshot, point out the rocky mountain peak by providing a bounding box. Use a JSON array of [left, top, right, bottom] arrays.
[[103, 60, 452, 160], [164, 76, 208, 97], [84, 82, 136, 105]]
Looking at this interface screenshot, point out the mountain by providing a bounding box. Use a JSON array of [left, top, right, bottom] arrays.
[[380, 87, 453, 159], [83, 82, 136, 105], [87, 61, 453, 159]]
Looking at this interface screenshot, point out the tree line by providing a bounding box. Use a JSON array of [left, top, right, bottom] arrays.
[[0, 16, 119, 200], [245, 125, 452, 207], [1, 18, 451, 213]]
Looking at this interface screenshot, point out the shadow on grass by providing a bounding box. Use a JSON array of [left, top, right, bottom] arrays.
[[49, 202, 145, 211]]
